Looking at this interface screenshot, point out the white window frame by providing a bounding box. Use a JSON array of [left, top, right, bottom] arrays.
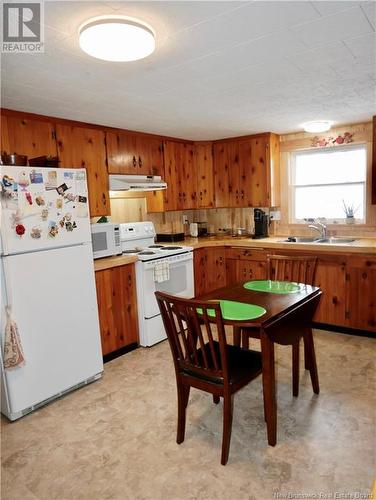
[[289, 144, 367, 224]]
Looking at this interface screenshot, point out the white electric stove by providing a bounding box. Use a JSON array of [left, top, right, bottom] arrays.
[[120, 222, 194, 346], [120, 222, 193, 261]]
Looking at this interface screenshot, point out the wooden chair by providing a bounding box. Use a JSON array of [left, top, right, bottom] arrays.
[[155, 291, 263, 465], [240, 254, 318, 397]]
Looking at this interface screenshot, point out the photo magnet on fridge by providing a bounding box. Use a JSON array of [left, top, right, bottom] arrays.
[[45, 171, 57, 190], [35, 195, 45, 206], [56, 183, 69, 195], [75, 171, 86, 181], [77, 195, 87, 203], [64, 172, 74, 180], [30, 171, 44, 184], [76, 202, 88, 218]]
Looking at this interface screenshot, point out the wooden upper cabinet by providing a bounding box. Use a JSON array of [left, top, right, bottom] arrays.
[[106, 131, 163, 176], [213, 142, 230, 208], [213, 133, 280, 208], [372, 116, 376, 204], [163, 140, 179, 211], [195, 143, 214, 208], [180, 142, 197, 210], [1, 114, 57, 158], [55, 124, 109, 216], [239, 134, 280, 207], [163, 141, 197, 211]]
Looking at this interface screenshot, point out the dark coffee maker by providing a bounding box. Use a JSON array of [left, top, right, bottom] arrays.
[[252, 209, 269, 239]]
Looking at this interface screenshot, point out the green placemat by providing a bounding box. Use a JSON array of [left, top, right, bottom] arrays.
[[197, 300, 266, 321], [244, 280, 301, 294]]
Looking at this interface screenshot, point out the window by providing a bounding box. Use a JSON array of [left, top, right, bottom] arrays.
[[291, 145, 367, 222]]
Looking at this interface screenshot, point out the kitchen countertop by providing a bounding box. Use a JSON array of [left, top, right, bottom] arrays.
[[181, 235, 376, 254], [94, 254, 138, 272], [94, 235, 376, 271]]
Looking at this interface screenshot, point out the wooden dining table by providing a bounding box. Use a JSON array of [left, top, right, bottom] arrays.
[[197, 280, 322, 446]]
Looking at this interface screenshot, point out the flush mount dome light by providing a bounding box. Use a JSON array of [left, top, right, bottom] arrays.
[[303, 121, 332, 133], [79, 16, 155, 62]]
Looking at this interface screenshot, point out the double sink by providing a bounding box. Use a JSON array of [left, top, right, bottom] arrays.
[[281, 236, 356, 245]]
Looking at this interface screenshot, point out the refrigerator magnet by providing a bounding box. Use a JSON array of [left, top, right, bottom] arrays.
[[76, 203, 88, 218], [56, 183, 68, 195], [56, 198, 63, 209], [25, 192, 33, 205], [41, 208, 49, 221], [2, 175, 15, 188], [65, 212, 72, 222], [75, 171, 86, 181], [64, 192, 75, 203], [30, 171, 43, 184], [77, 195, 87, 203], [10, 209, 23, 227], [48, 222, 59, 237], [2, 189, 18, 210], [35, 195, 45, 206], [15, 224, 25, 236], [30, 226, 42, 239], [45, 171, 57, 190], [18, 172, 30, 191], [59, 218, 65, 228], [64, 172, 74, 180], [65, 221, 74, 231]]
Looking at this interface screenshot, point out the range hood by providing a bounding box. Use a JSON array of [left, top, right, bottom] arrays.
[[109, 174, 167, 192]]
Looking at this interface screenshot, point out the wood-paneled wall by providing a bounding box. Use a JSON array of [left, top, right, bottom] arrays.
[[277, 121, 376, 238]]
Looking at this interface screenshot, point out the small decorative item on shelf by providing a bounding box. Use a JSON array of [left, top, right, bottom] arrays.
[[342, 200, 358, 224]]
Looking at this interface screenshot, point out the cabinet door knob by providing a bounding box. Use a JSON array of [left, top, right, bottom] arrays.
[[133, 156, 137, 167], [139, 156, 142, 167]]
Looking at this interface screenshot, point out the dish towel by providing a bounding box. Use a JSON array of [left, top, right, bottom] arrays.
[[3, 306, 25, 370], [153, 261, 170, 283]]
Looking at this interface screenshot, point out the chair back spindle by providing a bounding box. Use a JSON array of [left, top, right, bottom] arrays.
[[267, 255, 317, 285], [156, 292, 230, 384]]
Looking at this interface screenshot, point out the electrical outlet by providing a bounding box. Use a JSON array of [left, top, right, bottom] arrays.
[[270, 210, 281, 221], [182, 214, 188, 224]]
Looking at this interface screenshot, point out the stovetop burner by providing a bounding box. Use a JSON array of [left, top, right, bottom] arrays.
[[148, 245, 165, 248], [138, 250, 156, 256], [122, 249, 140, 254], [160, 246, 183, 250]]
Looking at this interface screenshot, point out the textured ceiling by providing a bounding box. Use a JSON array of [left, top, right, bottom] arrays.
[[1, 0, 375, 140]]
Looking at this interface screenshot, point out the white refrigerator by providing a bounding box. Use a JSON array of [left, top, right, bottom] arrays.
[[0, 166, 103, 420]]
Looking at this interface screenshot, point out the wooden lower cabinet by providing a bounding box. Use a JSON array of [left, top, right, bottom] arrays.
[[95, 264, 139, 356], [193, 245, 375, 332], [312, 254, 347, 327], [225, 247, 267, 285], [346, 255, 376, 330], [194, 247, 226, 296]]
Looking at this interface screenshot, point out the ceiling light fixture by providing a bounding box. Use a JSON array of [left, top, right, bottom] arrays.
[[79, 16, 155, 62], [302, 121, 332, 133]]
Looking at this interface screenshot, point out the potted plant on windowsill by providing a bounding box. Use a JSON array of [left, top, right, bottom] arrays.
[[342, 200, 359, 224]]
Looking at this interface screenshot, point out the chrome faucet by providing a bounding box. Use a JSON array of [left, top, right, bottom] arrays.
[[308, 221, 327, 238]]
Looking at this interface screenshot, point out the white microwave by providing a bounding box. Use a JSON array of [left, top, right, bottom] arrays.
[[91, 223, 122, 259]]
